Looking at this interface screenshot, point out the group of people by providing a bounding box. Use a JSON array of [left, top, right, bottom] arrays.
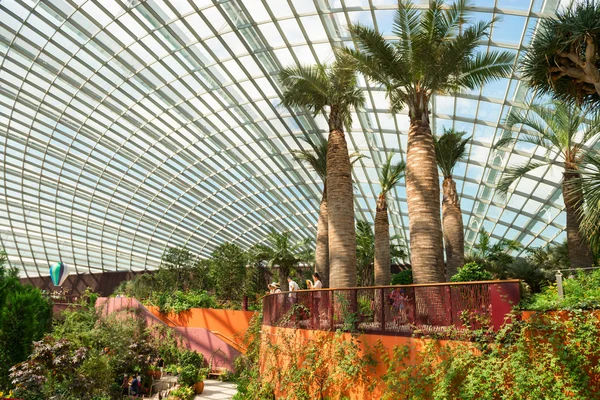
[[122, 374, 142, 396], [266, 272, 321, 294]]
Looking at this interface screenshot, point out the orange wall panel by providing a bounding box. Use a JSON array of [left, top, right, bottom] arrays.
[[262, 325, 471, 400], [146, 306, 255, 348]]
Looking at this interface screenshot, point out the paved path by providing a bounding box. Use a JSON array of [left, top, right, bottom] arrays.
[[195, 379, 237, 400]]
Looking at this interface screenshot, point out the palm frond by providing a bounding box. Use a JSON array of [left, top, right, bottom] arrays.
[[434, 128, 470, 177], [392, 0, 421, 65], [345, 24, 408, 87], [577, 153, 600, 252], [379, 154, 406, 194], [292, 138, 328, 180], [431, 18, 496, 90], [279, 65, 329, 114], [350, 151, 367, 166], [496, 161, 549, 196], [452, 50, 515, 91], [438, 0, 468, 41]]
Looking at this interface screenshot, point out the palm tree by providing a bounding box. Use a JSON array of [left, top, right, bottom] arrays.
[[292, 138, 364, 288], [356, 220, 407, 286], [577, 153, 600, 255], [374, 155, 406, 286], [250, 228, 311, 292], [494, 101, 600, 268], [345, 0, 514, 283], [521, 0, 600, 106], [434, 128, 470, 279], [466, 229, 522, 279], [280, 61, 365, 288]]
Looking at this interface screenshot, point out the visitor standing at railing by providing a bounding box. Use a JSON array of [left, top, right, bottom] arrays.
[[288, 276, 299, 303], [308, 273, 322, 328]]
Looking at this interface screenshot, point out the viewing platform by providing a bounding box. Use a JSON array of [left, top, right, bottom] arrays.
[[262, 280, 521, 338]]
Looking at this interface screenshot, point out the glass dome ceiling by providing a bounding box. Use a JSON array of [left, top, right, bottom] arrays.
[[0, 0, 578, 278]]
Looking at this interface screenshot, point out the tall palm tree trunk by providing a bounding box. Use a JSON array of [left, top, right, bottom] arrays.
[[327, 106, 357, 288], [406, 119, 446, 283], [563, 169, 594, 268], [315, 188, 329, 287], [442, 176, 464, 280], [374, 193, 391, 286]]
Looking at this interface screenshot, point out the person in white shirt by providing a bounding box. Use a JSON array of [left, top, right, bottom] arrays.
[[287, 276, 300, 291], [287, 276, 299, 304], [308, 272, 323, 327]]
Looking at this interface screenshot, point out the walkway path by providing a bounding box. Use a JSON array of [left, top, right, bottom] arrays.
[[195, 379, 237, 399]]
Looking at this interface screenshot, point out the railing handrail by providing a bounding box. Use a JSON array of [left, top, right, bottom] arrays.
[[268, 279, 520, 295]]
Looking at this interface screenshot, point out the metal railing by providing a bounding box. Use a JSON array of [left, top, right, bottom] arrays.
[[262, 280, 520, 338]]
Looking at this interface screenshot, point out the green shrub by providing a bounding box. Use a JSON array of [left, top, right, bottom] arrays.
[[150, 290, 219, 314], [450, 262, 493, 282], [178, 364, 199, 387], [169, 386, 195, 400], [0, 259, 52, 391], [522, 268, 600, 311], [391, 269, 413, 285], [178, 350, 204, 369]]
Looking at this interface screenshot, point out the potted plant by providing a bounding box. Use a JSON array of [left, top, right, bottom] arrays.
[[193, 368, 209, 394], [178, 364, 199, 388], [167, 386, 194, 400], [147, 365, 161, 379]]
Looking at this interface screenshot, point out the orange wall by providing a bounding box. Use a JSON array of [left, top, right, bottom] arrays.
[[146, 306, 255, 348], [262, 325, 471, 399]]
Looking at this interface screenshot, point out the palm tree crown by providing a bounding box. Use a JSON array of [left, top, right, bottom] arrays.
[[521, 0, 600, 106], [379, 155, 406, 195], [434, 128, 470, 178], [495, 101, 600, 194], [345, 0, 514, 121], [279, 61, 365, 129], [292, 138, 366, 182]]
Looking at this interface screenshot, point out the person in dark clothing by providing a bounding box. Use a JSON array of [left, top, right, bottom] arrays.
[[130, 376, 139, 396]]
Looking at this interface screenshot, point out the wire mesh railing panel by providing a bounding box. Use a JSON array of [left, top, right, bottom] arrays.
[[262, 281, 520, 339]]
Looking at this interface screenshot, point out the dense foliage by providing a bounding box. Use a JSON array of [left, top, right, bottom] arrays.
[[117, 243, 264, 311], [0, 253, 52, 391], [391, 269, 413, 285], [379, 310, 600, 399], [234, 310, 376, 400], [522, 268, 600, 311], [150, 289, 218, 314], [450, 262, 493, 282], [9, 299, 183, 400]]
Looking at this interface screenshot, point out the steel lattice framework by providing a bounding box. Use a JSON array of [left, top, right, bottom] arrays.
[[0, 0, 585, 278]]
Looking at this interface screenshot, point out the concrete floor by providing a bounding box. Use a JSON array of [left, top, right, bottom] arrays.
[[195, 379, 237, 400]]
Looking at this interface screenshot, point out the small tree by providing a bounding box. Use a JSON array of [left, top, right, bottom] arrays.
[[466, 229, 522, 279], [250, 228, 311, 292], [210, 243, 248, 301], [160, 247, 197, 291]]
